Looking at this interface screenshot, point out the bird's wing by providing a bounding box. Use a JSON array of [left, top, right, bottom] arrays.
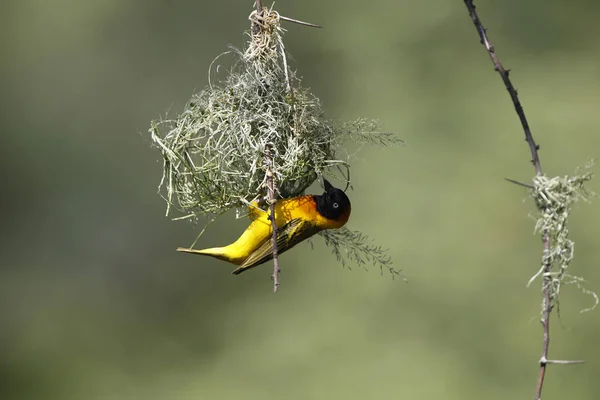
[[231, 218, 321, 275]]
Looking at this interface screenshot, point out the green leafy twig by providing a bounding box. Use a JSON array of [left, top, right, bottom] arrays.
[[319, 228, 404, 279]]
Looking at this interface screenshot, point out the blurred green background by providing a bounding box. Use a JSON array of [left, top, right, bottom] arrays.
[[2, 1, 600, 399]]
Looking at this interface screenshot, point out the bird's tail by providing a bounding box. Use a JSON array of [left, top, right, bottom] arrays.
[[176, 247, 232, 263]]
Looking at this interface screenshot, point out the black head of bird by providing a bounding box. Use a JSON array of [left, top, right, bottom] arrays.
[[315, 179, 351, 220]]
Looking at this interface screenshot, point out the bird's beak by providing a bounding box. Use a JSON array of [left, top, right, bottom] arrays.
[[323, 179, 334, 192]]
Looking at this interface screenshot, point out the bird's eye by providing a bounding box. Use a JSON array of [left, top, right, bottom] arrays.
[[332, 202, 339, 209]]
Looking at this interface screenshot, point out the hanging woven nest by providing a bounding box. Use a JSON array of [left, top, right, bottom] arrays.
[[149, 5, 403, 277], [150, 6, 398, 221]]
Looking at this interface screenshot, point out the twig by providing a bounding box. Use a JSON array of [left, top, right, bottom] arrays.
[[253, 0, 263, 35], [463, 0, 542, 176], [536, 269, 552, 400], [252, 0, 280, 291], [462, 2, 583, 399], [265, 148, 280, 292]]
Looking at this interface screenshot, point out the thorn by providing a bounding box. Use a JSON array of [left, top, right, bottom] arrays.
[[505, 177, 534, 189], [536, 144, 540, 150], [279, 15, 322, 28], [540, 357, 586, 365]]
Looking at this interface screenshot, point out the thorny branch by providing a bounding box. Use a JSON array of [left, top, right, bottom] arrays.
[[463, 2, 584, 399], [463, 1, 542, 176], [251, 0, 321, 291], [252, 0, 280, 292], [265, 148, 281, 292]]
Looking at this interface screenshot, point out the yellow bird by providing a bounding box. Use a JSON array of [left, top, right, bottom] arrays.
[[177, 179, 351, 274]]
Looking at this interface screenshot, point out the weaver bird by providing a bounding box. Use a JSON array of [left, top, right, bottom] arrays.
[[177, 179, 351, 274]]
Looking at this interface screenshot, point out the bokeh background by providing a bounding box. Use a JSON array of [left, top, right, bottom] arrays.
[[2, 1, 600, 399]]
